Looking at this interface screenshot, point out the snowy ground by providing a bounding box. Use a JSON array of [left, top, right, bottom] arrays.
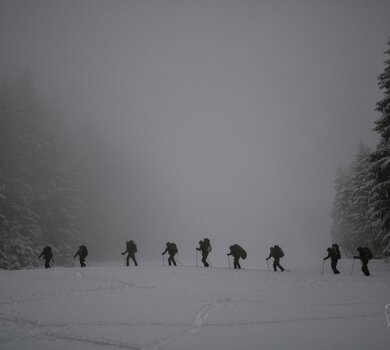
[[1, 259, 389, 350]]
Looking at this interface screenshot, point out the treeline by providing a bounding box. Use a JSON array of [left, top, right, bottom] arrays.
[[331, 38, 390, 258], [0, 71, 123, 269]]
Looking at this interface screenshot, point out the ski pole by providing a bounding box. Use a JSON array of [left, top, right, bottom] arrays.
[[207, 258, 213, 268], [227, 255, 231, 269], [196, 250, 198, 267], [176, 258, 184, 266], [123, 255, 126, 267], [162, 254, 165, 266], [351, 258, 355, 275], [266, 259, 270, 272], [321, 260, 325, 275]]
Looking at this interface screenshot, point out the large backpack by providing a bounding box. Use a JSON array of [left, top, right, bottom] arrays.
[[232, 244, 247, 259], [126, 241, 137, 253], [332, 244, 341, 259], [240, 247, 247, 260], [274, 245, 284, 258], [204, 239, 212, 253], [169, 243, 178, 254], [363, 247, 373, 260], [43, 246, 52, 257], [80, 245, 88, 257]]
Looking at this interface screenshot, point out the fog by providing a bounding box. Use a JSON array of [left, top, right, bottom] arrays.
[[1, 0, 389, 265]]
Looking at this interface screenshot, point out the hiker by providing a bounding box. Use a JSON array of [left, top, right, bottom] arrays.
[[353, 247, 372, 276], [196, 238, 212, 267], [121, 240, 138, 266], [162, 242, 178, 266], [227, 244, 247, 269], [74, 245, 88, 267], [266, 245, 285, 272], [38, 246, 53, 269], [323, 244, 341, 274]]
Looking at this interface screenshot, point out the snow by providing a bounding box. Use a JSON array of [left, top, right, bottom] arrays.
[[1, 260, 389, 350]]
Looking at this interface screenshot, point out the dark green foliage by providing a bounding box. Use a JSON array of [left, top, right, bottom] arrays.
[[331, 37, 390, 257], [0, 72, 134, 268], [331, 144, 380, 256], [369, 38, 390, 256], [0, 72, 78, 268]]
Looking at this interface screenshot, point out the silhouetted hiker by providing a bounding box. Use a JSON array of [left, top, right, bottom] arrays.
[[266, 245, 285, 271], [74, 245, 88, 267], [38, 246, 53, 269], [227, 244, 247, 269], [323, 244, 340, 274], [354, 247, 372, 276], [121, 240, 138, 266], [162, 242, 178, 266], [196, 238, 212, 267]]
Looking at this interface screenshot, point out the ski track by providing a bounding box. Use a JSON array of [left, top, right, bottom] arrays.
[[143, 301, 221, 350], [0, 274, 155, 309], [0, 270, 162, 349], [193, 303, 214, 329], [47, 333, 144, 350], [1, 264, 389, 349], [0, 298, 383, 350], [0, 298, 231, 350]]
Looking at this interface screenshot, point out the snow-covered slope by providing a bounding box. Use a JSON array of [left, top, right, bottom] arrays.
[[1, 260, 389, 350]]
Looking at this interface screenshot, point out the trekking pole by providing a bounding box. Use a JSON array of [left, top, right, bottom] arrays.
[[321, 260, 325, 275], [196, 250, 198, 267], [176, 259, 184, 266], [123, 255, 126, 267], [227, 255, 231, 269], [266, 259, 270, 272], [351, 258, 355, 276], [207, 259, 213, 268], [162, 254, 165, 266]]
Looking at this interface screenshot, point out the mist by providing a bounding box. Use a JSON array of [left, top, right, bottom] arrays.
[[1, 0, 389, 267]]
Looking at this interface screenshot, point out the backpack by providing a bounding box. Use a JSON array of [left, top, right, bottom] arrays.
[[80, 245, 88, 257], [274, 246, 284, 258], [204, 239, 212, 253], [170, 243, 178, 254], [232, 244, 247, 259], [363, 247, 373, 260], [240, 247, 247, 260], [43, 246, 52, 257], [332, 244, 341, 259], [126, 241, 137, 253]]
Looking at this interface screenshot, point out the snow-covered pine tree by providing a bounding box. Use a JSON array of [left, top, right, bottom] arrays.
[[331, 143, 379, 256], [0, 73, 43, 268], [0, 72, 79, 268], [369, 38, 390, 257], [349, 143, 379, 252]]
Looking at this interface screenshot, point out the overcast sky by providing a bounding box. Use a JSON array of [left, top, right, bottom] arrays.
[[1, 0, 389, 264]]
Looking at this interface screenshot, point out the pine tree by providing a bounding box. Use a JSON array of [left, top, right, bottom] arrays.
[[0, 72, 79, 268], [1, 71, 129, 268], [349, 143, 379, 251], [369, 38, 390, 257], [331, 144, 380, 255], [0, 73, 43, 268]]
